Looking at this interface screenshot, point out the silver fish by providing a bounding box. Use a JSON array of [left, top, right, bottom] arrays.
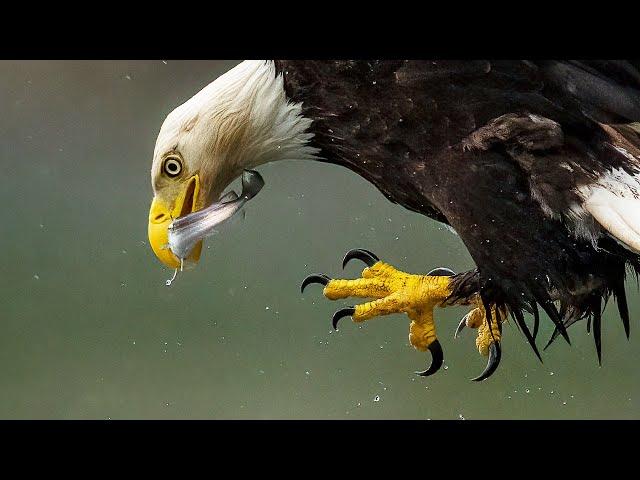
[[167, 169, 265, 263]]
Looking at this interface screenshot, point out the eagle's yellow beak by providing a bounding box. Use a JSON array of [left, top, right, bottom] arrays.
[[148, 174, 203, 269]]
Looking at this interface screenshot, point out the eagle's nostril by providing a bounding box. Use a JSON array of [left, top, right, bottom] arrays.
[[154, 213, 166, 221]]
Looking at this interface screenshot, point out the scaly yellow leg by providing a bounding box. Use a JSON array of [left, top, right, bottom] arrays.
[[301, 248, 506, 380], [323, 278, 391, 300], [456, 301, 505, 353], [454, 299, 506, 380]]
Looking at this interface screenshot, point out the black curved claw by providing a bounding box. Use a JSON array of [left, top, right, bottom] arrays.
[[332, 307, 355, 330], [471, 342, 502, 382], [342, 248, 380, 269], [415, 339, 444, 377], [426, 267, 456, 277], [300, 274, 331, 293], [454, 314, 468, 339]]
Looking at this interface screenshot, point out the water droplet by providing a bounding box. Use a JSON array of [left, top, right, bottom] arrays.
[[458, 414, 465, 420], [33, 274, 39, 280], [373, 395, 380, 402], [549, 371, 554, 376], [305, 371, 310, 376], [525, 389, 530, 394], [166, 269, 178, 286]]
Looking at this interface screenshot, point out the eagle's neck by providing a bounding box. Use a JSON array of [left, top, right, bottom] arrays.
[[211, 60, 320, 172], [204, 60, 322, 198]]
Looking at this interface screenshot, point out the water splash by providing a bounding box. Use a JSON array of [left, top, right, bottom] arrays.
[[165, 268, 179, 286]]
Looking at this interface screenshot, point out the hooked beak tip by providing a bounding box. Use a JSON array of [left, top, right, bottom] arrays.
[[147, 175, 202, 269]]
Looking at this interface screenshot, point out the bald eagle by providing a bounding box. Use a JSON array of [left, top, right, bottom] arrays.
[[148, 60, 640, 381]]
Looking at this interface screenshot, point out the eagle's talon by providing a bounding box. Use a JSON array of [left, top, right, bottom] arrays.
[[426, 267, 456, 277], [332, 306, 355, 330], [301, 273, 331, 293], [302, 253, 502, 380], [471, 342, 502, 382], [415, 339, 444, 377], [342, 248, 380, 269], [454, 314, 468, 339]]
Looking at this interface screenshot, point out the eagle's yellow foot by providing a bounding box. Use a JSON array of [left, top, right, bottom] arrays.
[[301, 249, 510, 380], [301, 248, 460, 378], [454, 300, 506, 381]]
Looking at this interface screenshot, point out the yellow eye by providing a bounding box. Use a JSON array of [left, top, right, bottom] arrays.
[[163, 157, 182, 177]]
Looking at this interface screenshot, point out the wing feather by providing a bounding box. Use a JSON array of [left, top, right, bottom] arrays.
[[586, 186, 640, 253]]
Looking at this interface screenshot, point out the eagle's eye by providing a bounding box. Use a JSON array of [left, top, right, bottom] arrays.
[[163, 157, 183, 178]]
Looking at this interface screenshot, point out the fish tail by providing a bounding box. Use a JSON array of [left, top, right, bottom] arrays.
[[219, 191, 240, 203], [241, 169, 265, 200]]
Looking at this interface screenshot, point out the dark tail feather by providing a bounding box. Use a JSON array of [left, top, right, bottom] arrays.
[[512, 308, 542, 362], [531, 300, 540, 339], [544, 327, 559, 350], [241, 169, 265, 200], [591, 295, 603, 366], [614, 278, 630, 339], [531, 285, 570, 346], [543, 301, 569, 345], [545, 301, 590, 350], [480, 294, 497, 342]]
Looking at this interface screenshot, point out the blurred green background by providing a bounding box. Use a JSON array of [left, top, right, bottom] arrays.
[[0, 60, 638, 419]]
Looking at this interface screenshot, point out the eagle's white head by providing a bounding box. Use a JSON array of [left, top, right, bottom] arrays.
[[147, 60, 319, 268]]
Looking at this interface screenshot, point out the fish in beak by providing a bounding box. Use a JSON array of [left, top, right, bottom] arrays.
[[148, 170, 265, 271], [148, 174, 203, 269]]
